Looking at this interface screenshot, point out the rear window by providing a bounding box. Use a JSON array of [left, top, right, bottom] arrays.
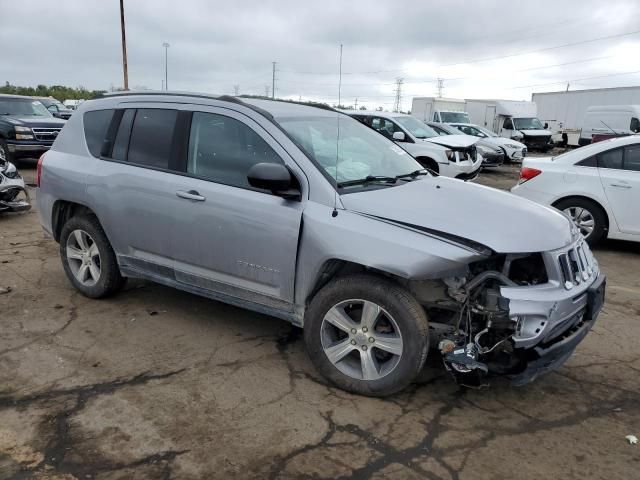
[[84, 109, 115, 158], [127, 109, 177, 169], [597, 148, 623, 170]]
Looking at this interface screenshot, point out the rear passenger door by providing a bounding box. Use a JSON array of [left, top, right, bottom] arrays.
[[598, 144, 640, 235], [171, 107, 305, 309], [85, 106, 183, 276]]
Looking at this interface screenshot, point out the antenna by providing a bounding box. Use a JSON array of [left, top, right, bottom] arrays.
[[333, 44, 343, 218], [600, 120, 618, 136]]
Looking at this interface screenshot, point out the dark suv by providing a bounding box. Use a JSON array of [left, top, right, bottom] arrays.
[[35, 97, 73, 120], [0, 94, 67, 162]]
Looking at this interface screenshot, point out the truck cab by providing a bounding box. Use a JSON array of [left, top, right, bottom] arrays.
[[499, 115, 553, 151]]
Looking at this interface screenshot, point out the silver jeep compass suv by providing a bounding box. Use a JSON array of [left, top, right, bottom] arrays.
[[37, 92, 605, 396]]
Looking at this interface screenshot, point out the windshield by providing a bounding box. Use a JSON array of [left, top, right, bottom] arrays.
[[440, 112, 470, 123], [475, 125, 497, 137], [513, 117, 543, 130], [0, 99, 52, 117], [277, 115, 422, 185], [394, 116, 438, 139]]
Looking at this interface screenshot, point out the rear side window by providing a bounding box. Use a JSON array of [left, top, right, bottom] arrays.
[[624, 144, 640, 172], [187, 112, 282, 189], [127, 109, 177, 169], [83, 109, 114, 157], [597, 148, 623, 170]]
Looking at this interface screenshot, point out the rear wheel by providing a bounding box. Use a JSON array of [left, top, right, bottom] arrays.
[[554, 198, 607, 246], [304, 275, 429, 396], [59, 215, 125, 298]]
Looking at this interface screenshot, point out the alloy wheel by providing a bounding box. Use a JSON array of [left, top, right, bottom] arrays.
[[65, 229, 101, 286], [320, 299, 403, 381], [563, 206, 595, 238]]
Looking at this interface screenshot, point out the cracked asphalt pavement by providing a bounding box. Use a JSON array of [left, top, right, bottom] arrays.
[[1, 161, 639, 479]]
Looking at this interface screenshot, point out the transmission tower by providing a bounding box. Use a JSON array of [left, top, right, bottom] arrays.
[[264, 85, 270, 97], [393, 78, 404, 112], [233, 84, 240, 96]]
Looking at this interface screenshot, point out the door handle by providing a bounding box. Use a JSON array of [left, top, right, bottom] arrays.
[[610, 183, 631, 189], [176, 190, 206, 201]]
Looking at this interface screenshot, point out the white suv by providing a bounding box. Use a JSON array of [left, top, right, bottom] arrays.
[[348, 111, 483, 180]]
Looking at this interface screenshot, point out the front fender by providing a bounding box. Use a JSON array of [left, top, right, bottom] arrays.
[[294, 202, 486, 308]]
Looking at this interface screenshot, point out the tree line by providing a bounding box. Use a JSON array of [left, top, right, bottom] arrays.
[[0, 82, 107, 101]]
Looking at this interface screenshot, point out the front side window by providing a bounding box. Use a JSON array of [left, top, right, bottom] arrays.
[[624, 144, 640, 172], [503, 118, 514, 130], [630, 117, 640, 133], [127, 109, 177, 169], [277, 114, 422, 185], [83, 109, 115, 158], [597, 148, 623, 170], [187, 112, 283, 189], [394, 116, 437, 139]]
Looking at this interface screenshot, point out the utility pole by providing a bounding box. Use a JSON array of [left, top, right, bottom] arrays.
[[354, 98, 358, 110], [437, 78, 444, 97], [264, 85, 270, 97], [119, 0, 129, 90], [393, 77, 404, 113], [566, 82, 570, 92], [271, 62, 277, 99], [162, 42, 170, 90], [233, 84, 240, 96]]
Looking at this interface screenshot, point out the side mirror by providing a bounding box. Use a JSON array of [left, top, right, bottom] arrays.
[[247, 163, 300, 200], [392, 131, 406, 141]]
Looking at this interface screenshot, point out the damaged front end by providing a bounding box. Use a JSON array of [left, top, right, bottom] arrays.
[[0, 160, 31, 214], [410, 237, 605, 387]]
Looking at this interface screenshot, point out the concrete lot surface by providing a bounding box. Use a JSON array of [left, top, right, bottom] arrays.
[[1, 162, 639, 479]]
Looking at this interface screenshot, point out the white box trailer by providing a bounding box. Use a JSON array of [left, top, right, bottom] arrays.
[[465, 99, 553, 151], [533, 86, 640, 146], [411, 97, 470, 123]]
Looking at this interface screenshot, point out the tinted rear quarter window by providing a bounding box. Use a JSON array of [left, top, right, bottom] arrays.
[[597, 148, 623, 169], [624, 144, 640, 172], [127, 109, 177, 169], [83, 109, 114, 157]]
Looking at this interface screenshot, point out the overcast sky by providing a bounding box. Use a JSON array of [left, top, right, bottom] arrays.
[[1, 0, 639, 110]]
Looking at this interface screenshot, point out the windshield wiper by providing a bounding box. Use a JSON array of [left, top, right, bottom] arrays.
[[337, 175, 398, 188], [395, 169, 431, 180]]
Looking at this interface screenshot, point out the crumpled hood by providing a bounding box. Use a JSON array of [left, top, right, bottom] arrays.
[[423, 134, 478, 148], [340, 177, 573, 253], [518, 129, 551, 137]]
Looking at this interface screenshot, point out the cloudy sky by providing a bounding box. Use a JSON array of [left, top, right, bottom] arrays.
[[1, 0, 639, 110]]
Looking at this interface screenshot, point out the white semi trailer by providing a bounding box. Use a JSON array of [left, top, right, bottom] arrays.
[[465, 99, 553, 151], [411, 97, 470, 123], [533, 86, 640, 146]]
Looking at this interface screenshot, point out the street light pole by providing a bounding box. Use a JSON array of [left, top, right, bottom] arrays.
[[119, 0, 128, 90], [162, 42, 170, 90]]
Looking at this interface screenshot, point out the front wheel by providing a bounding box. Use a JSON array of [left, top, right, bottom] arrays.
[[304, 275, 429, 396]]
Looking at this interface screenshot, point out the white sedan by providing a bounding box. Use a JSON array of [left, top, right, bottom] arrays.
[[449, 123, 528, 163], [511, 135, 640, 245]]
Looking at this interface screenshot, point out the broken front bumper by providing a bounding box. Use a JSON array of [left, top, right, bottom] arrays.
[[0, 174, 31, 213], [510, 273, 605, 385]]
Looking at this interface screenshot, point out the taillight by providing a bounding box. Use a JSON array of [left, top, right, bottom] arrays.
[[36, 153, 45, 188], [518, 166, 542, 184]]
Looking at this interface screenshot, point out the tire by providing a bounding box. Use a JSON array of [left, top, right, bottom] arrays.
[[554, 198, 607, 246], [59, 215, 125, 298], [304, 274, 429, 397], [416, 157, 439, 174], [0, 139, 13, 164]]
